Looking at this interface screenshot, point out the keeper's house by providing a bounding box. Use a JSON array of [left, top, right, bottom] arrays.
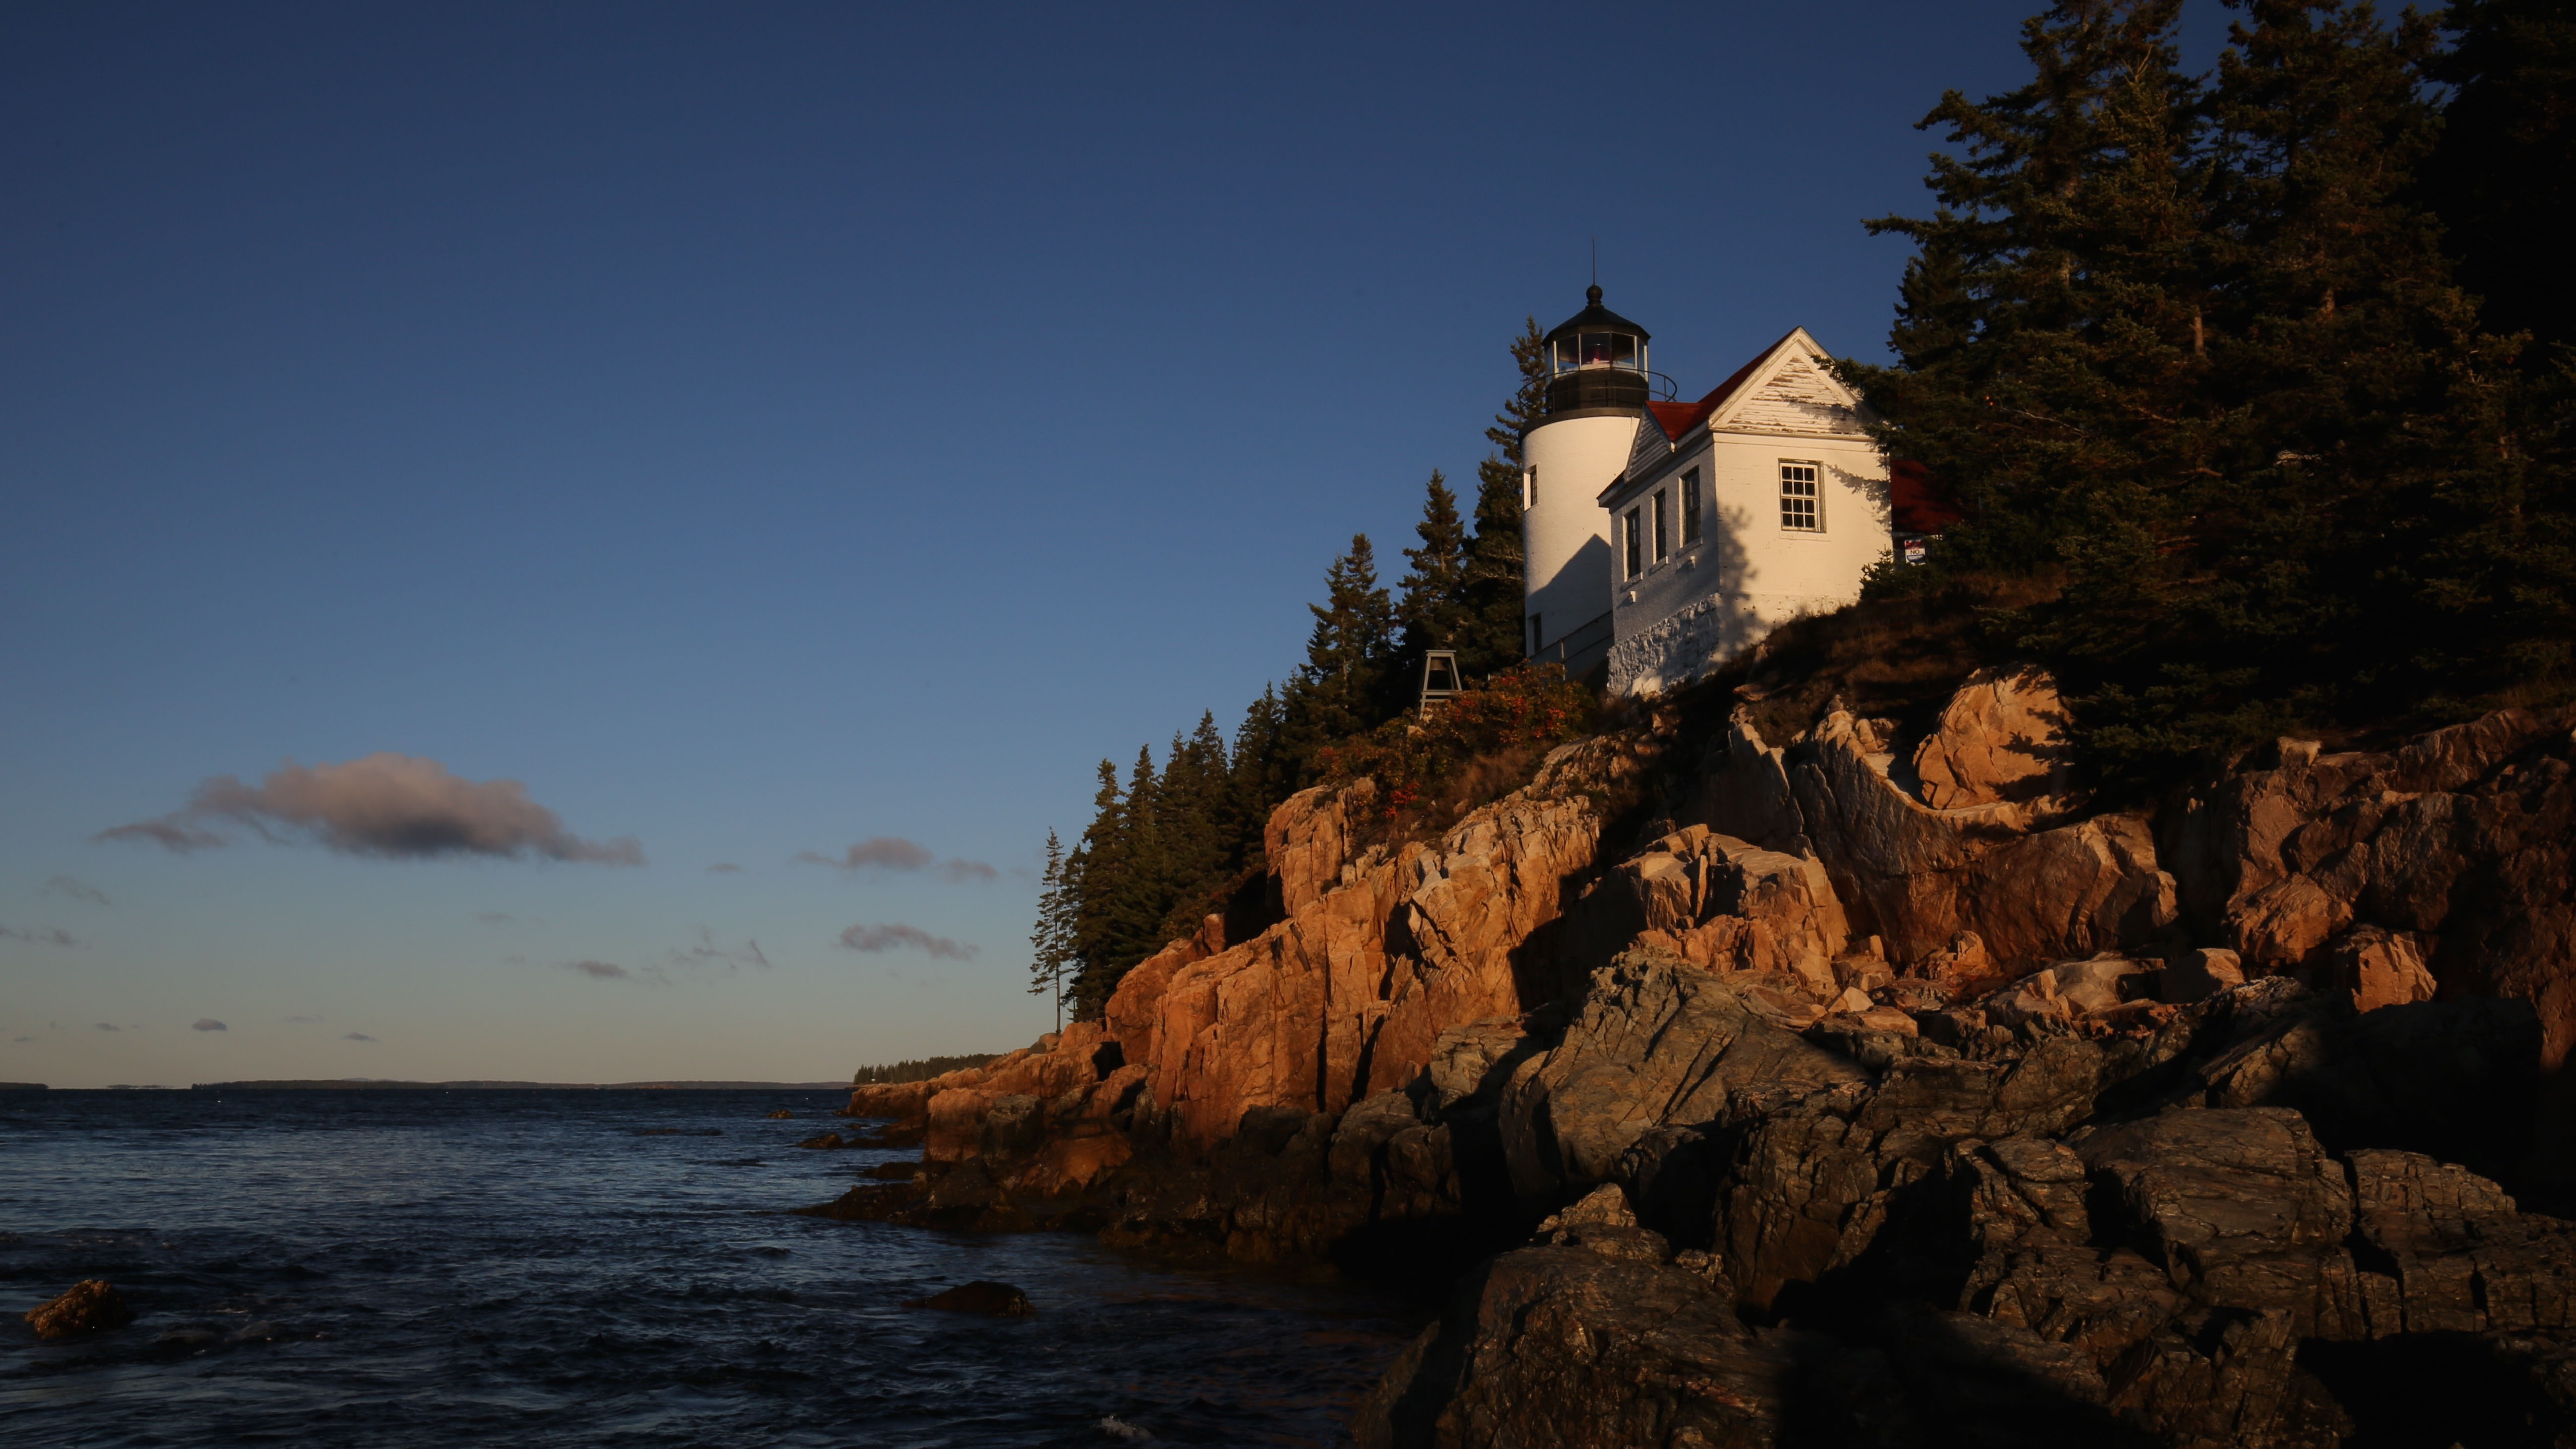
[[1518, 287, 1896, 697]]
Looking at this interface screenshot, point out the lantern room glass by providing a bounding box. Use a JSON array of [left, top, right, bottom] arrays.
[[1552, 332, 1645, 376]]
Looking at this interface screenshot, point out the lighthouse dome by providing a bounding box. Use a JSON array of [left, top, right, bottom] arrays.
[[1540, 286, 1658, 415]]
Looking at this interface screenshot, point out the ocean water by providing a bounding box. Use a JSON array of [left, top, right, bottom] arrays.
[[0, 1089, 1419, 1447]]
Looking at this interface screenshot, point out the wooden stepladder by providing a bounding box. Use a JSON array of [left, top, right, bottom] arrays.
[[1418, 650, 1464, 719]]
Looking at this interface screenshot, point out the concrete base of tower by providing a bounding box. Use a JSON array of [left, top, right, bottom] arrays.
[[1605, 589, 1853, 698]]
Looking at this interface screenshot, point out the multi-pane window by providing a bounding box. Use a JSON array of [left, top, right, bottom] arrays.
[[1681, 468, 1702, 544], [1651, 489, 1669, 563], [1779, 461, 1821, 531], [1623, 508, 1642, 579]]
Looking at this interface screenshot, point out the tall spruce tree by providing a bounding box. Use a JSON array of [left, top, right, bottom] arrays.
[[1459, 319, 1547, 675], [1028, 828, 1076, 1031], [1285, 534, 1396, 754], [2425, 0, 2576, 355], [1848, 0, 2215, 583], [1067, 758, 1126, 1017], [1851, 0, 2567, 785], [1393, 470, 1470, 705]]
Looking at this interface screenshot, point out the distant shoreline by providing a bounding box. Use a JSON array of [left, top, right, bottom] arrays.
[[184, 1079, 854, 1091]]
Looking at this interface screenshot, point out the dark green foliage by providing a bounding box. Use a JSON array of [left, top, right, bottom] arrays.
[[2425, 0, 2576, 354], [1048, 322, 1550, 1016], [1287, 533, 1398, 752], [851, 1053, 999, 1085], [1846, 0, 2568, 793], [1459, 318, 1548, 676], [1394, 470, 1471, 689], [1028, 828, 1075, 1030]]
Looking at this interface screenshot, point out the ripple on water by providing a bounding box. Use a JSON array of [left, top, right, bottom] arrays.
[[1, 1090, 1421, 1446]]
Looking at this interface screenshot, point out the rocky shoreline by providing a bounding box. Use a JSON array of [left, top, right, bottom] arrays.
[[808, 675, 2576, 1445]]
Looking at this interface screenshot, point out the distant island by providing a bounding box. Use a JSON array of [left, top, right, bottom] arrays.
[[191, 1079, 853, 1091]]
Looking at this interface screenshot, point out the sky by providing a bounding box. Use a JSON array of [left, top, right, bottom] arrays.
[[0, 2, 2241, 1088]]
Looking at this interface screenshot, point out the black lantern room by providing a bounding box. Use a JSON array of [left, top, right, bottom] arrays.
[[1540, 285, 1659, 415]]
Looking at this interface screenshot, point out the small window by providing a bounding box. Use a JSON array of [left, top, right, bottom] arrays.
[[1681, 468, 1702, 544], [1525, 467, 1537, 510], [1528, 613, 1543, 654], [1623, 508, 1642, 579], [1652, 489, 1669, 563], [1780, 461, 1821, 531]]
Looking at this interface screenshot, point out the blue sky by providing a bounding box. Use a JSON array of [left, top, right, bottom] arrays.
[[0, 2, 2229, 1087]]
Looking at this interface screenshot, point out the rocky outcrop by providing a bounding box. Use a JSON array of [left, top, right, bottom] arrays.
[[1912, 665, 2081, 812], [25, 1280, 133, 1338], [2159, 710, 2576, 1064], [1362, 976, 2571, 1448], [822, 685, 2574, 1447]]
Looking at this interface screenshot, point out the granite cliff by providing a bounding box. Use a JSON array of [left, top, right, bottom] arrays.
[[812, 674, 2576, 1445]]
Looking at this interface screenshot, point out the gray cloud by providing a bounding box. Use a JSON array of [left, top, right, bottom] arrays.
[[343, 1032, 377, 1042], [476, 912, 515, 924], [671, 929, 769, 973], [95, 818, 225, 852], [566, 959, 630, 980], [97, 753, 644, 864], [45, 876, 110, 907], [836, 922, 976, 961], [706, 862, 744, 874], [1, 925, 75, 947], [93, 1022, 119, 1032], [192, 1019, 226, 1032], [799, 836, 997, 884]]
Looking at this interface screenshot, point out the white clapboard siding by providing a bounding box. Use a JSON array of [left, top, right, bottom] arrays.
[[1719, 352, 1863, 438]]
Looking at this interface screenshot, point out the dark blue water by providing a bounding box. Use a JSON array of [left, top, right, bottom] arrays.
[[0, 1090, 1418, 1447]]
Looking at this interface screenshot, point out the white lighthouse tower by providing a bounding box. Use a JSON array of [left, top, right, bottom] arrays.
[[1521, 286, 1656, 679]]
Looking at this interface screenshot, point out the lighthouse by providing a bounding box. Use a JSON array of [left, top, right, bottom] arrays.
[[1521, 286, 1656, 679]]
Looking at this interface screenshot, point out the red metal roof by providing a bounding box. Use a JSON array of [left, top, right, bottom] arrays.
[[1890, 458, 1964, 534], [1643, 330, 1799, 441]]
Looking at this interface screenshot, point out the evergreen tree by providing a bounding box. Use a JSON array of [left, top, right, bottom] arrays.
[[1028, 828, 1076, 1031], [1067, 758, 1126, 1018], [1393, 470, 1470, 704], [1459, 319, 1547, 675], [1848, 0, 2215, 581], [2425, 0, 2576, 354], [1107, 744, 1166, 971], [1227, 684, 1292, 857], [1286, 534, 1396, 752], [1850, 0, 2567, 785]]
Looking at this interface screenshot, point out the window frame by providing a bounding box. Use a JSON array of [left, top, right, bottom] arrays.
[[1778, 460, 1824, 532], [1651, 488, 1668, 563], [1622, 507, 1642, 579], [1681, 467, 1701, 545]]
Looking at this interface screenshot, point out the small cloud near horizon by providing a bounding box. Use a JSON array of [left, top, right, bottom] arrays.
[[798, 836, 996, 884], [706, 861, 744, 874], [343, 1032, 378, 1042], [45, 876, 110, 907], [836, 922, 976, 961], [192, 1018, 226, 1032], [96, 753, 643, 865], [1, 924, 75, 947], [671, 929, 768, 973], [93, 1022, 119, 1032], [566, 959, 631, 980]]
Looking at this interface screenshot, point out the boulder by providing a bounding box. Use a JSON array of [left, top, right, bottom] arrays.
[[1354, 1246, 1792, 1449], [1910, 666, 2079, 812], [2161, 948, 2246, 1003], [1498, 954, 1867, 1201], [902, 1281, 1034, 1316], [1770, 706, 2181, 973], [25, 1280, 135, 1338]]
